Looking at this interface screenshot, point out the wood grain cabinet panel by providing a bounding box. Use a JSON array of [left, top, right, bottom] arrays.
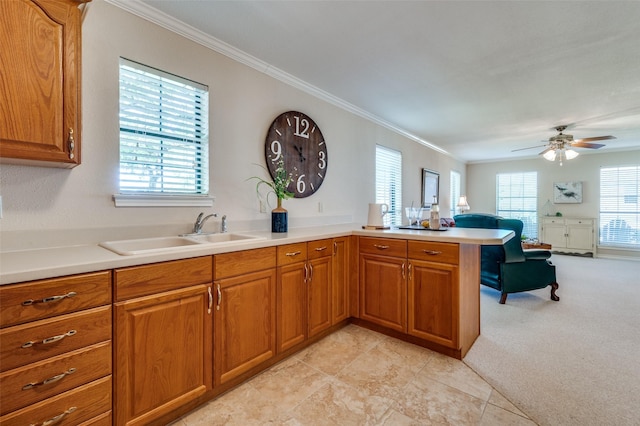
[[214, 269, 276, 386], [408, 260, 459, 348], [0, 306, 111, 371], [0, 271, 111, 327], [114, 285, 213, 426], [0, 341, 111, 415], [113, 257, 213, 426], [0, 376, 111, 426], [0, 0, 89, 167], [331, 237, 350, 324]]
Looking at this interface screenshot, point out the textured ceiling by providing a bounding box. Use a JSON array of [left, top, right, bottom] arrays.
[[127, 0, 640, 163]]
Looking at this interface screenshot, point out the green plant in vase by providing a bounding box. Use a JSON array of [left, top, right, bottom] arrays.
[[248, 160, 293, 232]]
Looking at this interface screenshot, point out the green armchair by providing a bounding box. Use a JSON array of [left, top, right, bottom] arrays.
[[453, 213, 559, 304]]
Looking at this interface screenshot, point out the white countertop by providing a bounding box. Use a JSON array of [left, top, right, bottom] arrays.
[[0, 224, 513, 285]]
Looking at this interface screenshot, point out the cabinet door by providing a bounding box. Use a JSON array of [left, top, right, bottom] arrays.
[[308, 256, 332, 338], [542, 222, 567, 248], [0, 0, 83, 166], [277, 263, 307, 353], [332, 237, 350, 324], [408, 260, 459, 349], [359, 253, 407, 332], [214, 269, 276, 386], [567, 224, 593, 250], [114, 285, 213, 426]]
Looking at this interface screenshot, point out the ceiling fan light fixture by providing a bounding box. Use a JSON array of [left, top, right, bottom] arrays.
[[565, 149, 579, 160], [543, 150, 557, 161]]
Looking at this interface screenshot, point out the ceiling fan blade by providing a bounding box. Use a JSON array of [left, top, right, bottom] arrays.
[[512, 144, 548, 152], [573, 135, 615, 142], [571, 142, 605, 149], [538, 147, 553, 156]]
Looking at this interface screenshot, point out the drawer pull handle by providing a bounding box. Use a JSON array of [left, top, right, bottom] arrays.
[[23, 368, 77, 390], [207, 286, 213, 314], [423, 250, 442, 255], [373, 244, 389, 250], [22, 292, 77, 306], [286, 251, 301, 257], [31, 406, 77, 426], [22, 330, 77, 348], [315, 246, 327, 252]]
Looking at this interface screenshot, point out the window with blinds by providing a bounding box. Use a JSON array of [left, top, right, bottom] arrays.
[[376, 145, 402, 226], [450, 170, 461, 217], [496, 171, 538, 238], [119, 58, 209, 196], [599, 165, 639, 247]]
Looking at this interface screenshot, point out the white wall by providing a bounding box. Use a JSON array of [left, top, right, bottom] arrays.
[[0, 1, 464, 249], [467, 149, 640, 258]]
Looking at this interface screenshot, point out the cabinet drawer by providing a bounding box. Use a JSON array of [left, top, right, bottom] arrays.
[[277, 243, 307, 266], [359, 237, 407, 258], [0, 341, 111, 415], [0, 271, 111, 328], [542, 218, 563, 225], [115, 256, 212, 301], [0, 376, 111, 426], [408, 241, 459, 265], [307, 239, 333, 260], [565, 219, 593, 226], [215, 247, 276, 279], [0, 306, 111, 371]]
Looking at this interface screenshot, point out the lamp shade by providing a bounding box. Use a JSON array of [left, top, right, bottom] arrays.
[[565, 149, 579, 160], [543, 150, 557, 161], [457, 195, 470, 212]]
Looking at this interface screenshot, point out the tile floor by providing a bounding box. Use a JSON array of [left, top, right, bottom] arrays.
[[172, 325, 536, 425]]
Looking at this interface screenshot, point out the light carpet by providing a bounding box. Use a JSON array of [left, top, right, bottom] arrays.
[[463, 254, 640, 426]]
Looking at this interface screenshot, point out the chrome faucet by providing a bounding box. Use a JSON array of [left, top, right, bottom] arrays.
[[221, 215, 228, 233], [193, 212, 217, 234]]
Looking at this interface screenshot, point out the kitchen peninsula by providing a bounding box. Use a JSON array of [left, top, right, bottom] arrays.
[[0, 224, 512, 426]]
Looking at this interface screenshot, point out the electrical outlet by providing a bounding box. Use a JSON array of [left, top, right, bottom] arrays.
[[259, 200, 266, 213], [318, 202, 323, 213]]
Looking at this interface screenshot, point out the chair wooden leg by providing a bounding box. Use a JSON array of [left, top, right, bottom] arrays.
[[550, 282, 560, 301], [499, 293, 508, 304]]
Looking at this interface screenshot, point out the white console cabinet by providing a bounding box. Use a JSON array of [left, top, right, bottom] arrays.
[[541, 217, 596, 257]]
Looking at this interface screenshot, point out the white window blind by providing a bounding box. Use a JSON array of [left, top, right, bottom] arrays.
[[496, 171, 538, 238], [450, 170, 461, 217], [376, 145, 402, 226], [119, 58, 209, 195], [600, 166, 639, 247]]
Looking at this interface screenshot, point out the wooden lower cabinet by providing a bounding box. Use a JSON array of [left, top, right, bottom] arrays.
[[113, 257, 213, 426], [0, 271, 112, 424], [214, 249, 277, 386], [359, 253, 407, 332], [408, 259, 459, 348], [277, 261, 307, 352], [331, 236, 350, 324], [276, 240, 334, 353]]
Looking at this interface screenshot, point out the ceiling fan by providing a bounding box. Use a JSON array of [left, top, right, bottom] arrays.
[[513, 125, 616, 165]]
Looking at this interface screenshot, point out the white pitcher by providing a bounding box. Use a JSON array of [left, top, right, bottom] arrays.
[[367, 203, 389, 227]]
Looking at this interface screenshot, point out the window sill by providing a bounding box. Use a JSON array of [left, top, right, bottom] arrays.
[[113, 194, 215, 207]]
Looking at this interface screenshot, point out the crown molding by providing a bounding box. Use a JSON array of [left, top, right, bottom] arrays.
[[105, 0, 452, 158]]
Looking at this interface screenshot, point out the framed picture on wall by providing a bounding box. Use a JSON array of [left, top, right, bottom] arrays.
[[553, 181, 583, 203], [422, 169, 439, 207]]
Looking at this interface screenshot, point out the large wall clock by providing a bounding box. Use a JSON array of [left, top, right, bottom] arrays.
[[264, 111, 328, 198]]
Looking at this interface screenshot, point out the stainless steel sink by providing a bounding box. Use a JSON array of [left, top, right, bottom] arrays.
[[99, 233, 265, 256]]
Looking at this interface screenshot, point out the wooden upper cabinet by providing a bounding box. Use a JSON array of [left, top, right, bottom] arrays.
[[0, 0, 90, 167]]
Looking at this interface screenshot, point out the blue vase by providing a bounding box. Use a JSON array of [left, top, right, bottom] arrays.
[[272, 206, 288, 233]]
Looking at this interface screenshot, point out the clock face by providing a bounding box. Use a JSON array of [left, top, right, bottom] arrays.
[[265, 111, 328, 198]]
